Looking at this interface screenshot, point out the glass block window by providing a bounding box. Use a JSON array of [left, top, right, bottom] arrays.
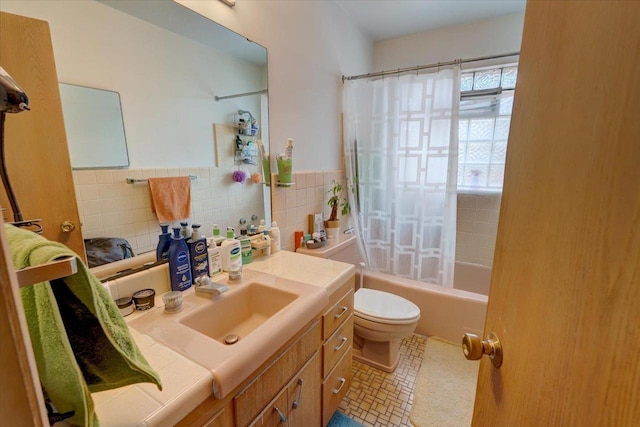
[[458, 65, 517, 192]]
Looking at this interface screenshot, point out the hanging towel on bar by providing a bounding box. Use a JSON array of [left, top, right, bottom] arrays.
[[148, 176, 191, 223], [5, 224, 162, 427]]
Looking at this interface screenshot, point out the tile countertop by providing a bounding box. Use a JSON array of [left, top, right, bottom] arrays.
[[94, 250, 355, 426]]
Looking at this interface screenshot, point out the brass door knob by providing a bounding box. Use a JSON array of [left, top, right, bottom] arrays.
[[462, 332, 503, 368], [60, 221, 76, 233]]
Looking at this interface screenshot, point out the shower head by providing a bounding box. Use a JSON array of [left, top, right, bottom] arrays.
[[0, 66, 30, 113]]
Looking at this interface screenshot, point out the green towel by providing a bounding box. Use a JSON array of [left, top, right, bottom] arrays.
[[6, 224, 161, 426]]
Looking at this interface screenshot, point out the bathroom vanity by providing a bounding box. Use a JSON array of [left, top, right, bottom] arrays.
[[96, 251, 355, 426]]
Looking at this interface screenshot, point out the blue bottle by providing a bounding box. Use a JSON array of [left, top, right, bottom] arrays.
[[156, 224, 171, 261], [168, 227, 192, 292], [187, 224, 209, 280]]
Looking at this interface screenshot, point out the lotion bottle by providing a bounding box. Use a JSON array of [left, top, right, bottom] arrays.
[[156, 224, 171, 261], [207, 240, 222, 276], [220, 227, 242, 272], [211, 223, 225, 246], [187, 224, 209, 280], [168, 227, 192, 292], [269, 221, 281, 253]]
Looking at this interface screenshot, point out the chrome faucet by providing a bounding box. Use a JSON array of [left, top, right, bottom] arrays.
[[194, 276, 229, 296]]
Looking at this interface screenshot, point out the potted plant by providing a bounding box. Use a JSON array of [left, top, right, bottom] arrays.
[[325, 180, 350, 237]]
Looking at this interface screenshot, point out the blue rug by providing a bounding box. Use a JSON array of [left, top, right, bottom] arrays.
[[327, 411, 364, 427]]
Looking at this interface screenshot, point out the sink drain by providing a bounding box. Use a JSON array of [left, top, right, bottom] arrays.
[[223, 334, 240, 345]]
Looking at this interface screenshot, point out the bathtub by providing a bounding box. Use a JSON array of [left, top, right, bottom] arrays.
[[297, 235, 489, 342], [357, 262, 489, 343]]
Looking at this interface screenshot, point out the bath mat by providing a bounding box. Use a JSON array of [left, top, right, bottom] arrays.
[[328, 411, 364, 427], [410, 336, 480, 427]]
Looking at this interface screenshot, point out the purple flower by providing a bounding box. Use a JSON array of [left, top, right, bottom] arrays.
[[232, 170, 247, 183]]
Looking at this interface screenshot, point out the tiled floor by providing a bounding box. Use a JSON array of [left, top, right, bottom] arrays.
[[339, 334, 428, 426]]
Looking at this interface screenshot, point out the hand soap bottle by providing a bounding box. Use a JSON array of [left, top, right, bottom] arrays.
[[207, 239, 222, 276], [211, 223, 225, 246], [156, 224, 171, 261], [220, 227, 242, 272], [269, 221, 281, 253], [168, 227, 192, 292], [187, 224, 209, 280]]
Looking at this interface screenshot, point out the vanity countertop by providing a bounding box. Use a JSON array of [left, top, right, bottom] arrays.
[[94, 250, 354, 426]]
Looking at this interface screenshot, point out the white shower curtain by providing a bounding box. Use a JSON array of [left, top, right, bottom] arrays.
[[343, 67, 460, 286]]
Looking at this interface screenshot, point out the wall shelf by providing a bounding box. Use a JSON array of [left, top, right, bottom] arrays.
[[16, 256, 78, 288]]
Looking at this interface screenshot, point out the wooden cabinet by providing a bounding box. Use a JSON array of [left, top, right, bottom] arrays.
[[234, 321, 321, 427], [0, 12, 84, 258], [250, 352, 321, 427], [320, 283, 354, 426], [178, 276, 355, 427], [322, 348, 352, 425]]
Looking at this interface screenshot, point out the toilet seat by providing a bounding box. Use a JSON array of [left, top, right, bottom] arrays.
[[354, 288, 420, 325]]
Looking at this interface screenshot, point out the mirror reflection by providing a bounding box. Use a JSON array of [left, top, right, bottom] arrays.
[[1, 0, 270, 266], [59, 83, 130, 169]]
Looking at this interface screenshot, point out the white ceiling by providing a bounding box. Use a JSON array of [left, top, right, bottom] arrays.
[[98, 0, 267, 65], [334, 0, 527, 41]]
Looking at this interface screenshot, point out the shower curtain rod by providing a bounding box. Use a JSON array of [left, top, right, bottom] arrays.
[[342, 51, 520, 82], [214, 89, 268, 101]]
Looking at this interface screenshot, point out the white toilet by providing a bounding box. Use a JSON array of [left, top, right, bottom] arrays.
[[296, 234, 421, 372], [353, 288, 420, 372]]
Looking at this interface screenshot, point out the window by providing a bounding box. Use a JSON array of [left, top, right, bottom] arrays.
[[458, 65, 518, 192]]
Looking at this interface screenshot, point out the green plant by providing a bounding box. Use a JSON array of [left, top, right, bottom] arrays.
[[327, 180, 351, 221]]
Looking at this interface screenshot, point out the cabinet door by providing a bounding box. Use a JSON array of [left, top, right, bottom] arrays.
[[249, 387, 289, 427], [288, 352, 321, 427], [0, 12, 84, 258]]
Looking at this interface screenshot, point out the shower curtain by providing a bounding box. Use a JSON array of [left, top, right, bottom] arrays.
[[343, 67, 460, 286]]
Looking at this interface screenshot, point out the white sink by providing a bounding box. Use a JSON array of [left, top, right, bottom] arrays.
[[128, 269, 328, 398]]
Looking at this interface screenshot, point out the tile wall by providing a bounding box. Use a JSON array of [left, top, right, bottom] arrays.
[[74, 166, 499, 268], [270, 172, 501, 267], [73, 166, 266, 256], [270, 170, 346, 252], [455, 193, 502, 267]]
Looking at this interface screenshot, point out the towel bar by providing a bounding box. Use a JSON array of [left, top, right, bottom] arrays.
[[16, 256, 78, 288], [126, 175, 197, 184]]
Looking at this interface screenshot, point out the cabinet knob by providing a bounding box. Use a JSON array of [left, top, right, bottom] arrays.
[[332, 377, 346, 395], [273, 406, 287, 423], [60, 221, 76, 233], [291, 378, 304, 409]]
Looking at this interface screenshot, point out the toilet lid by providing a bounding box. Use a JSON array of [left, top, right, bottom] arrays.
[[354, 288, 421, 324]]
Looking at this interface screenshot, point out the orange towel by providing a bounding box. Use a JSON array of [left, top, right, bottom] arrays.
[[148, 177, 191, 223]]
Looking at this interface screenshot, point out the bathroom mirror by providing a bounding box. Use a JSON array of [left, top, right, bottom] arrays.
[[0, 0, 269, 266], [59, 83, 130, 169]]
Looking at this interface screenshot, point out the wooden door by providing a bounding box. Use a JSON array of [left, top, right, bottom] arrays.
[[472, 1, 640, 425], [0, 12, 84, 259]]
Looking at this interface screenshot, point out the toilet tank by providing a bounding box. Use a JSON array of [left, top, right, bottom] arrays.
[[296, 234, 361, 264]]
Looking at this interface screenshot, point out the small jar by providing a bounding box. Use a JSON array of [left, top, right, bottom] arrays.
[[115, 297, 135, 317], [162, 291, 183, 313], [228, 265, 242, 282], [132, 289, 156, 311]]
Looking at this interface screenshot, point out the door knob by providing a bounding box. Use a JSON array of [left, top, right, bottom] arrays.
[[462, 332, 503, 368], [60, 221, 76, 233]]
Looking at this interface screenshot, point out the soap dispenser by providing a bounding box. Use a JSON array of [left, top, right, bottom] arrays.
[[220, 227, 242, 272], [168, 227, 192, 292]]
